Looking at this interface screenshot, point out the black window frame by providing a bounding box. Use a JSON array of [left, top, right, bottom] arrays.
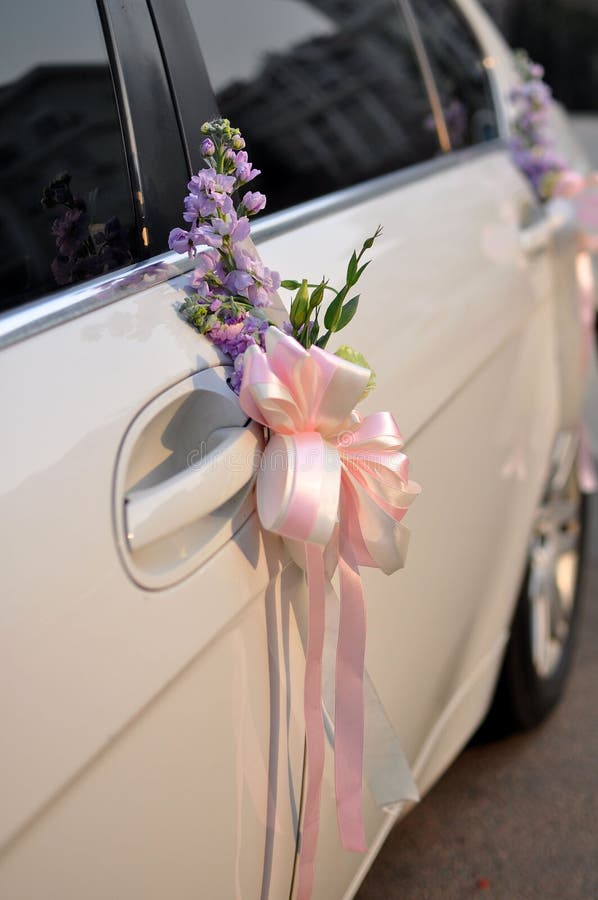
[[96, 0, 191, 255], [150, 0, 452, 208]]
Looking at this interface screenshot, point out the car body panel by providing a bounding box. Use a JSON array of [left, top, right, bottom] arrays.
[[0, 282, 306, 898], [0, 1, 588, 898]]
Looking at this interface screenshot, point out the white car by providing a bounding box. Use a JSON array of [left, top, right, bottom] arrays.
[[0, 0, 593, 898]]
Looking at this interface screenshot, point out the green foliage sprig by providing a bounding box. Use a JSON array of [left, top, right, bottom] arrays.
[[281, 226, 382, 351]]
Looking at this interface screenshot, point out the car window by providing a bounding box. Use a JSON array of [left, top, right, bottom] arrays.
[[410, 0, 499, 150], [0, 0, 139, 313], [184, 0, 441, 215]]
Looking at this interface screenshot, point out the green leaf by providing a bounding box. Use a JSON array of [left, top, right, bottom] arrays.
[[290, 279, 310, 328], [310, 320, 320, 344], [346, 250, 358, 285], [354, 260, 371, 283], [336, 295, 360, 331], [248, 306, 271, 321], [204, 314, 219, 331], [316, 330, 331, 349], [323, 293, 343, 330], [309, 281, 326, 311], [362, 225, 383, 252], [280, 279, 301, 290], [323, 284, 348, 331], [334, 345, 376, 398]]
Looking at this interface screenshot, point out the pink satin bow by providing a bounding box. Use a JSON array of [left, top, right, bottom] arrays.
[[239, 327, 419, 899], [555, 171, 598, 493]]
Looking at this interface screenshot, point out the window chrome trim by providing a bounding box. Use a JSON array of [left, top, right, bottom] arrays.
[[0, 254, 195, 350], [0, 139, 506, 351]]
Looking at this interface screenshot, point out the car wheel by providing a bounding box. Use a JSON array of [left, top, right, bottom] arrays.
[[488, 435, 589, 732]]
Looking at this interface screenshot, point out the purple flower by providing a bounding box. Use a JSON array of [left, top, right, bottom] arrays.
[[97, 216, 132, 268], [208, 310, 268, 361], [228, 150, 261, 184], [511, 143, 566, 195], [72, 254, 105, 281], [190, 170, 236, 195], [169, 226, 199, 256], [182, 193, 204, 223], [201, 137, 215, 157], [185, 171, 235, 220], [52, 207, 89, 256], [51, 254, 74, 286], [229, 355, 245, 393], [231, 215, 251, 242], [529, 61, 545, 80], [223, 267, 254, 294], [197, 211, 251, 248], [192, 249, 219, 279], [242, 191, 267, 214], [228, 246, 280, 306], [208, 316, 248, 357], [248, 265, 281, 307], [443, 99, 467, 149], [216, 213, 251, 243]]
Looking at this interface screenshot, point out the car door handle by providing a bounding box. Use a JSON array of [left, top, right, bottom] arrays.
[[519, 202, 572, 256], [125, 424, 262, 552], [115, 364, 266, 588]]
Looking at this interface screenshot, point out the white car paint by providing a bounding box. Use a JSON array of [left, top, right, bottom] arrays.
[[0, 2, 589, 899]]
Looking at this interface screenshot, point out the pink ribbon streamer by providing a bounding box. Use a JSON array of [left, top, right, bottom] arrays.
[[239, 327, 419, 898], [555, 171, 598, 492], [301, 543, 327, 900]]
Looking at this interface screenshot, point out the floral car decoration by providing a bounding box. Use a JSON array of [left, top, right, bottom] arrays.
[[168, 118, 421, 898], [509, 52, 598, 494]]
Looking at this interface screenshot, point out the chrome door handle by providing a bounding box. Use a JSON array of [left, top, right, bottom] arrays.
[[125, 425, 261, 552], [115, 364, 265, 589], [519, 202, 572, 256]]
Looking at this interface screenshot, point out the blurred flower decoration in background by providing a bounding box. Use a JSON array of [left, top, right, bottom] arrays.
[[42, 173, 132, 287], [509, 51, 598, 492], [509, 50, 567, 200]]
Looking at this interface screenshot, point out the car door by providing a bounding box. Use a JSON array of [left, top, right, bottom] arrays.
[[0, 3, 305, 899], [165, 0, 569, 896]]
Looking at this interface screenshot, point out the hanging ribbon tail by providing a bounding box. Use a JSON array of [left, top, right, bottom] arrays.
[[335, 526, 368, 853], [575, 250, 598, 493], [293, 575, 418, 819], [296, 543, 327, 900], [320, 584, 419, 814], [362, 669, 419, 813], [579, 425, 598, 493]]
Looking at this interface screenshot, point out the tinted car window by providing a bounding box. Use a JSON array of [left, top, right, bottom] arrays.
[[186, 0, 440, 214], [0, 0, 139, 312], [411, 0, 499, 150]]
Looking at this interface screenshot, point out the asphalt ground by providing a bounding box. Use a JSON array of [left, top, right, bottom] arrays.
[[357, 494, 598, 900]]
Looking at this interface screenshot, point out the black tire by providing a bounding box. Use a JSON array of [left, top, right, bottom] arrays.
[[485, 468, 589, 734]]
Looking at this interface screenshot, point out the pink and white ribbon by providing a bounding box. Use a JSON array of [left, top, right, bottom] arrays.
[[555, 170, 598, 493], [239, 327, 420, 899]]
